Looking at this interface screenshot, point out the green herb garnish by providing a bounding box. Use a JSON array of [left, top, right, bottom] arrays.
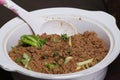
[[39, 38, 47, 47], [61, 34, 69, 41], [21, 53, 31, 68], [15, 53, 31, 69]]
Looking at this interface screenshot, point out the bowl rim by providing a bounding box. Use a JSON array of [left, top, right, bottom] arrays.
[[0, 7, 120, 79]]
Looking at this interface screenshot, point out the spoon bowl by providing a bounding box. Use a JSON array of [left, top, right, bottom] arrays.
[[39, 20, 78, 36]]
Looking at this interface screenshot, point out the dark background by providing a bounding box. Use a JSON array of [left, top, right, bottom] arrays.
[[0, 0, 120, 80]]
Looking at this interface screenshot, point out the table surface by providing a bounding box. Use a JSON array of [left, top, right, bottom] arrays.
[[0, 0, 120, 80]]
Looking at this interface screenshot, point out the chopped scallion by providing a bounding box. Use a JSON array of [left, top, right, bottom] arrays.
[[64, 56, 73, 63]]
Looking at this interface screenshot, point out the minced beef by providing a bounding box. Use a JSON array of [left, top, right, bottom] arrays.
[[9, 31, 108, 74]]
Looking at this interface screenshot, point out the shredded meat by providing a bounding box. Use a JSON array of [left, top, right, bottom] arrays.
[[9, 31, 108, 74]]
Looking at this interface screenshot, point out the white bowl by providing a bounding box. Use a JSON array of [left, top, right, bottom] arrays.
[[0, 7, 120, 80]]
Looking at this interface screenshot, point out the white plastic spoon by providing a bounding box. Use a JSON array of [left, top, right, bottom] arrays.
[[0, 0, 77, 36]]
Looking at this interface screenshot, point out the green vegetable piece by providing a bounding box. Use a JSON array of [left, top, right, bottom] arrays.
[[64, 56, 73, 64], [53, 37, 57, 43], [15, 58, 22, 63], [44, 62, 54, 70], [53, 51, 58, 57], [44, 62, 59, 70], [67, 49, 72, 53], [20, 35, 40, 48], [61, 34, 69, 41], [21, 53, 31, 68], [41, 54, 47, 59], [20, 35, 47, 48], [23, 53, 30, 59]]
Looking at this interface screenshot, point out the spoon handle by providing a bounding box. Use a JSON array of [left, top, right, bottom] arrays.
[[0, 0, 28, 15], [0, 0, 46, 35]]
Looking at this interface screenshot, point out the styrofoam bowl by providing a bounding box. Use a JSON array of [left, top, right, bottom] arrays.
[[0, 7, 120, 80]]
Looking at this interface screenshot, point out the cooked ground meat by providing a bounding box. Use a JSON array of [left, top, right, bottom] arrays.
[[9, 31, 108, 74]]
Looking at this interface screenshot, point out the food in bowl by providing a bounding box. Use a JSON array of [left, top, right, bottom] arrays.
[[9, 31, 108, 74]]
